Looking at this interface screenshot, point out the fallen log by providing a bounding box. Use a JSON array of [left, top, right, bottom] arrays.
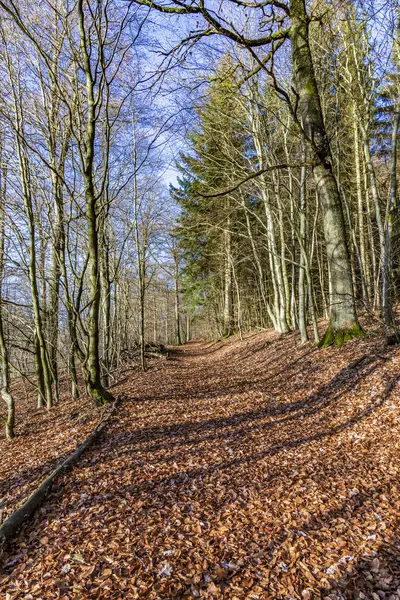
[[121, 343, 168, 361], [0, 396, 120, 549]]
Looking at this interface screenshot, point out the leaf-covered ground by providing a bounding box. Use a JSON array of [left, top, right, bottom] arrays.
[[1, 326, 400, 599], [0, 376, 100, 523]]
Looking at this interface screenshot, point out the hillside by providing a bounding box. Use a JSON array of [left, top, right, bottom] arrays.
[[1, 327, 400, 599]]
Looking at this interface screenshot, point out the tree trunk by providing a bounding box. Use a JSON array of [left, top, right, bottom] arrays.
[[222, 207, 234, 337], [290, 0, 362, 347], [0, 159, 15, 439], [78, 0, 113, 404], [353, 110, 369, 305], [173, 248, 182, 345], [383, 99, 400, 327], [298, 160, 308, 344]]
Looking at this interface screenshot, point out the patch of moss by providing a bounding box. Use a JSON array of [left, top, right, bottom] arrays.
[[90, 386, 114, 406], [318, 322, 364, 349]]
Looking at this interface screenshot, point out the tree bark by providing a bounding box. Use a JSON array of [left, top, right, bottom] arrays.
[[222, 206, 234, 337], [0, 157, 15, 439], [78, 0, 113, 404], [298, 159, 308, 343], [290, 0, 362, 347]]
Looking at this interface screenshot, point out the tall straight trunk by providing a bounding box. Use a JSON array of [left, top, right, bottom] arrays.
[[248, 98, 288, 333], [0, 157, 15, 439], [84, 155, 111, 403], [283, 122, 298, 329], [265, 197, 283, 329], [273, 169, 291, 329], [28, 219, 53, 409], [0, 313, 14, 440], [47, 141, 69, 403], [307, 198, 320, 342], [362, 133, 385, 306], [298, 160, 308, 344], [173, 249, 182, 345], [222, 206, 234, 337], [383, 99, 400, 327], [47, 180, 62, 404], [43, 14, 66, 407], [165, 289, 169, 343], [340, 184, 368, 307], [138, 276, 146, 370], [132, 114, 147, 371], [60, 231, 83, 401], [232, 258, 242, 339], [186, 312, 191, 343], [364, 171, 377, 303], [353, 109, 369, 305], [100, 241, 111, 386], [290, 0, 362, 347], [290, 194, 298, 330], [260, 181, 289, 333], [153, 294, 157, 343], [78, 0, 112, 404], [35, 334, 46, 409]]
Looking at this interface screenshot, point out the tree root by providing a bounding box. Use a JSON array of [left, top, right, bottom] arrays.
[[318, 322, 364, 349], [90, 385, 114, 406]]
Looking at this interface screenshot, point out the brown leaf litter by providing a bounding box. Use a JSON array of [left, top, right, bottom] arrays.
[[1, 324, 400, 599]]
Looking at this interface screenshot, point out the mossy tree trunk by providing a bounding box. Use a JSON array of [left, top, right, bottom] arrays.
[[290, 0, 362, 347], [78, 0, 113, 404]]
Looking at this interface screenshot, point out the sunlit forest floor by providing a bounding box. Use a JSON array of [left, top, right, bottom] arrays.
[[1, 323, 400, 599]]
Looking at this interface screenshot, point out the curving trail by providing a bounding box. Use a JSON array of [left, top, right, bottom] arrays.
[[1, 331, 400, 599]]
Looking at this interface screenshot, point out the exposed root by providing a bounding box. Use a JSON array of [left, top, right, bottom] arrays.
[[318, 322, 364, 349]]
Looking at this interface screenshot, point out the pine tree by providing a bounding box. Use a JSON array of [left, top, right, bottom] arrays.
[[172, 57, 250, 337]]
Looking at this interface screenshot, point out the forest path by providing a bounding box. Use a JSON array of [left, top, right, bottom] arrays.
[[2, 331, 400, 599]]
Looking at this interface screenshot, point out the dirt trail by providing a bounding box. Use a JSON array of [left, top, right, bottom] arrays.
[[1, 331, 400, 599]]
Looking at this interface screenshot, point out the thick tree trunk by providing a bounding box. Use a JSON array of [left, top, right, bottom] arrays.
[[78, 0, 113, 404], [290, 0, 362, 347], [86, 185, 113, 403]]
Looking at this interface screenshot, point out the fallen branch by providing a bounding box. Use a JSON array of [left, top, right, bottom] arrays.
[[121, 343, 168, 361], [0, 396, 121, 548], [204, 339, 223, 349]]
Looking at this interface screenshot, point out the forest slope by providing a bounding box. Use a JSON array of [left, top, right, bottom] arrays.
[[1, 327, 400, 599]]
